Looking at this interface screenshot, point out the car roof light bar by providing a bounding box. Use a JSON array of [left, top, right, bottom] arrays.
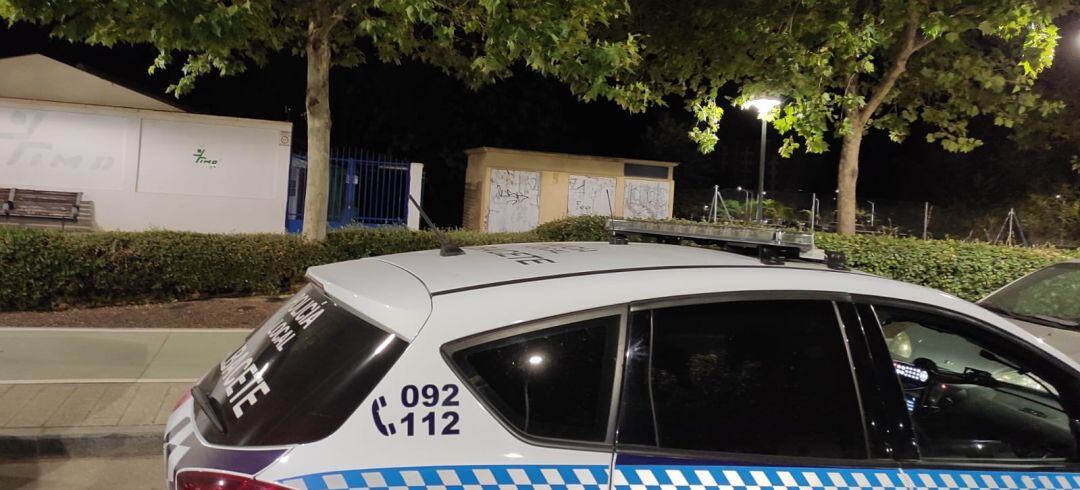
[[606, 219, 843, 268]]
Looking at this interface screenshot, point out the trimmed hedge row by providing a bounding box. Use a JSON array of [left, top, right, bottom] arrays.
[[814, 234, 1080, 301], [2, 215, 1077, 311], [0, 227, 537, 311]]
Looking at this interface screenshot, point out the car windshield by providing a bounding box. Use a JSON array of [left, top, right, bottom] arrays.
[[884, 321, 1058, 397], [982, 263, 1080, 328]]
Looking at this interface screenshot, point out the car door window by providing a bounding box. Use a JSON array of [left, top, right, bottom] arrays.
[[620, 299, 867, 459], [450, 314, 620, 443], [873, 304, 1076, 460]]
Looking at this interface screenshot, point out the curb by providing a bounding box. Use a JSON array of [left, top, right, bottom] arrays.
[[0, 426, 162, 459]]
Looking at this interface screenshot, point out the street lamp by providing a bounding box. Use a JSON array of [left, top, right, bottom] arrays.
[[742, 98, 782, 222], [867, 201, 876, 228], [736, 186, 753, 220]]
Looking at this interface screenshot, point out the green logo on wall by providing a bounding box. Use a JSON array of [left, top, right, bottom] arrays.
[[193, 148, 219, 167]]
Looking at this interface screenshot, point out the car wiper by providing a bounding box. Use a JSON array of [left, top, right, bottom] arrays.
[[191, 388, 228, 434], [981, 303, 1080, 329], [979, 302, 1010, 315], [1030, 314, 1080, 329]]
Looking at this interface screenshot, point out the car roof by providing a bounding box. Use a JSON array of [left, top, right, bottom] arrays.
[[304, 242, 1080, 374], [371, 241, 835, 295], [306, 241, 838, 340]]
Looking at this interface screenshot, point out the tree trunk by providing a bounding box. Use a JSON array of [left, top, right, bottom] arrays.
[[836, 121, 864, 235], [301, 10, 333, 242], [833, 3, 926, 235]]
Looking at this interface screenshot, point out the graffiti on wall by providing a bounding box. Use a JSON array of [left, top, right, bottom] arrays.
[[623, 179, 670, 219], [0, 108, 126, 190], [487, 168, 540, 232], [567, 175, 615, 217]]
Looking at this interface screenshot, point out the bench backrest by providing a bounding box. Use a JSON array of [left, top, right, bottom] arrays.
[[3, 188, 82, 220]]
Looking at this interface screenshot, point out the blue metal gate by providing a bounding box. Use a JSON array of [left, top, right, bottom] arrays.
[[286, 148, 412, 233]]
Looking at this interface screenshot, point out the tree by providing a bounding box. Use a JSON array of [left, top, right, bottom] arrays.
[[1, 0, 648, 241], [629, 0, 1076, 234]]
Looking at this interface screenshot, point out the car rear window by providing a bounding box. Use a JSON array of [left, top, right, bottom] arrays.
[[449, 314, 620, 443], [193, 284, 408, 446]]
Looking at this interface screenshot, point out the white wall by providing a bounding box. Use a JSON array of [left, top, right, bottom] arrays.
[[0, 97, 292, 233]]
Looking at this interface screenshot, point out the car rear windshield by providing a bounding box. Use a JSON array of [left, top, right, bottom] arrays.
[[193, 284, 408, 446]]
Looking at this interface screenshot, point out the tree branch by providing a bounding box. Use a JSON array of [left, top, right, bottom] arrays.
[[913, 35, 934, 52], [857, 1, 923, 126]]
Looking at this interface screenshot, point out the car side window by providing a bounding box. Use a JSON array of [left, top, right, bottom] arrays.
[[872, 304, 1076, 460], [620, 299, 867, 459], [450, 314, 620, 443]]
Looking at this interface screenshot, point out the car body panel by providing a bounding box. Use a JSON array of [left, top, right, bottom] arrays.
[[254, 302, 613, 487], [373, 242, 763, 294], [168, 242, 1080, 489], [307, 259, 432, 340], [164, 398, 291, 487], [999, 316, 1080, 361]]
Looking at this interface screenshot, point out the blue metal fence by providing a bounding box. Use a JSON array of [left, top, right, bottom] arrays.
[[286, 148, 412, 233]]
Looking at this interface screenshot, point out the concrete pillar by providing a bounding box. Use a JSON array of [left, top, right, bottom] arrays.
[[407, 162, 424, 230]]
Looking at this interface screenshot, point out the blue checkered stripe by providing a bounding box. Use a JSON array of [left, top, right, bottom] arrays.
[[905, 469, 1080, 490], [613, 465, 906, 490], [613, 465, 1080, 490], [279, 464, 1080, 490], [279, 465, 611, 490]]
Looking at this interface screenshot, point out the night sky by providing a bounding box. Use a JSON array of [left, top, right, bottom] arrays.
[[1, 15, 1077, 227]]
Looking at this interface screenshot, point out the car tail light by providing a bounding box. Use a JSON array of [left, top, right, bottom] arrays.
[[177, 471, 290, 490]]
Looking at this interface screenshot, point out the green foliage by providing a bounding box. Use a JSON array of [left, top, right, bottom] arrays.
[[628, 0, 1077, 156], [534, 215, 610, 241], [0, 227, 533, 311], [1015, 186, 1080, 247], [4, 216, 1079, 311], [0, 229, 323, 311], [0, 0, 646, 108], [815, 233, 1080, 301]]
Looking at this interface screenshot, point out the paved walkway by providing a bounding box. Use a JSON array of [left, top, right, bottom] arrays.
[[0, 328, 247, 457], [0, 328, 247, 383]]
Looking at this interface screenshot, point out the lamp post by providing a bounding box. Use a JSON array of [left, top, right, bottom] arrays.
[[736, 186, 753, 221], [867, 200, 876, 229], [742, 98, 782, 222]]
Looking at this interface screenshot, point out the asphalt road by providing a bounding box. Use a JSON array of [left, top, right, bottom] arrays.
[[0, 455, 165, 489]]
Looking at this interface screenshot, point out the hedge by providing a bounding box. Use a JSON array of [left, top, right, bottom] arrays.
[[0, 227, 536, 311], [2, 215, 1077, 311], [814, 234, 1080, 301]]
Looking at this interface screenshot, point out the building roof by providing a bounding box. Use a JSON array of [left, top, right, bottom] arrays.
[[465, 146, 678, 167], [0, 54, 184, 112]]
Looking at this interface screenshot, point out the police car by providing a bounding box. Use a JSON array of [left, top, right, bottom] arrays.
[[165, 221, 1080, 490]]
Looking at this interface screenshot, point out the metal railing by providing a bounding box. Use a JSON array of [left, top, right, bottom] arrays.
[[286, 148, 411, 233]]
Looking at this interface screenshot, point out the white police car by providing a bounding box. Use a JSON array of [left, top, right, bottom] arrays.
[[165, 225, 1080, 490]]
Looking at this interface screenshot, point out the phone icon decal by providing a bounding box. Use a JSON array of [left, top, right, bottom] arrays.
[[371, 396, 396, 436]]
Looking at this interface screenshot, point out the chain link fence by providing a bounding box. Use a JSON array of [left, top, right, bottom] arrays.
[[701, 188, 931, 236], [679, 186, 1076, 247]]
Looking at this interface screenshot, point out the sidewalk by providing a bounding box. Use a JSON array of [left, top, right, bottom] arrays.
[[0, 328, 247, 458]]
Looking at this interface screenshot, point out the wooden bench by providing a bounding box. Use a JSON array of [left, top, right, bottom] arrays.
[[1, 188, 94, 231]]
